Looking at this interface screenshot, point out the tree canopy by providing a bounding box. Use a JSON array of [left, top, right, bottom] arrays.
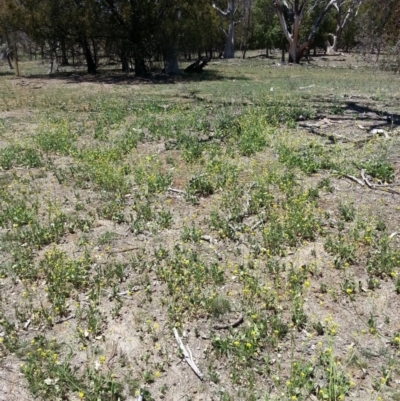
[[0, 0, 399, 74]]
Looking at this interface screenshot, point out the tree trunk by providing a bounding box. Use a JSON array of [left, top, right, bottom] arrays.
[[325, 33, 338, 54], [274, 0, 336, 64], [213, 1, 237, 59], [121, 54, 129, 72], [12, 45, 19, 76], [60, 39, 69, 65], [164, 45, 180, 75], [80, 36, 96, 74], [224, 10, 235, 58], [134, 56, 147, 76]]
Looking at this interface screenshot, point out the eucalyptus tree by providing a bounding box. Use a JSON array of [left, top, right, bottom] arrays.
[[212, 0, 243, 58], [325, 0, 363, 52], [273, 0, 337, 62]]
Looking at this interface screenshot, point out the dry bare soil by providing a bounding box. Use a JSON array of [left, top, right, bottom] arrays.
[[1, 52, 400, 401]]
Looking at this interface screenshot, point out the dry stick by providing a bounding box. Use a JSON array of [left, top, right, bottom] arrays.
[[361, 169, 374, 188], [55, 315, 74, 324], [213, 314, 244, 330], [200, 235, 216, 244], [342, 174, 365, 187], [107, 247, 140, 254], [379, 187, 400, 196], [168, 187, 185, 194], [173, 328, 203, 380], [251, 220, 264, 231], [106, 343, 118, 368], [359, 170, 400, 196]]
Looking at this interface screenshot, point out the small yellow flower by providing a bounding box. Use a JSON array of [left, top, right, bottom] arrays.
[[99, 355, 106, 364], [155, 371, 161, 378], [233, 341, 240, 346], [78, 391, 85, 399]]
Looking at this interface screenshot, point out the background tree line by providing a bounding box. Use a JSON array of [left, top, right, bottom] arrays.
[[0, 0, 399, 75]]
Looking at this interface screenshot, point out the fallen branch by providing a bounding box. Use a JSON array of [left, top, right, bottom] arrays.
[[107, 247, 140, 254], [342, 172, 400, 196], [342, 174, 365, 187], [55, 315, 74, 324], [213, 314, 244, 330], [173, 328, 203, 380], [168, 187, 185, 194], [200, 235, 216, 244], [250, 220, 264, 231], [299, 84, 315, 89], [185, 56, 211, 73], [361, 169, 374, 188]]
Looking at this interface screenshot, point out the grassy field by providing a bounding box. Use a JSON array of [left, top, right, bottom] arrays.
[[1, 53, 400, 401]]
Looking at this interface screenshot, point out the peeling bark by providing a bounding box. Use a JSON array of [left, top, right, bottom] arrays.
[[327, 0, 364, 52], [274, 0, 337, 63], [213, 1, 238, 59]]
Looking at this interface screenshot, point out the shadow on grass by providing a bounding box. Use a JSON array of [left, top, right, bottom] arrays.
[[20, 68, 251, 86], [344, 101, 400, 130], [0, 70, 14, 77], [307, 96, 400, 127]]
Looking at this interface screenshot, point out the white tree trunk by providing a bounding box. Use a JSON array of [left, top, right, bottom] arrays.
[[328, 0, 364, 52], [213, 1, 237, 59], [274, 0, 337, 63], [325, 33, 338, 54], [224, 17, 235, 58]]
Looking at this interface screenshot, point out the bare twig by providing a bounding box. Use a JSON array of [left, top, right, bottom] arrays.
[[342, 174, 365, 187], [250, 220, 264, 231], [213, 314, 244, 330], [107, 247, 140, 254], [55, 315, 74, 324], [200, 235, 216, 244], [361, 169, 374, 188], [173, 328, 203, 380], [389, 232, 399, 239], [168, 187, 185, 194], [106, 342, 118, 368]]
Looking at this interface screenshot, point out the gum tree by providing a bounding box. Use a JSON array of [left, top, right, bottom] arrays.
[[212, 0, 241, 58], [273, 0, 337, 62], [325, 0, 363, 53]]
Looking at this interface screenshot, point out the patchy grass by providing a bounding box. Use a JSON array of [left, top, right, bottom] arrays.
[[1, 53, 400, 401]]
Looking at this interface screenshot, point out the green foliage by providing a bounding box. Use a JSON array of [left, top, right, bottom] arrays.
[[0, 145, 42, 170], [36, 119, 76, 155], [362, 159, 394, 182], [278, 142, 335, 174]]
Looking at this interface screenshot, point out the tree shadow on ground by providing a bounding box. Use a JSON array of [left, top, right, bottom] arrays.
[[307, 97, 400, 129], [0, 70, 14, 77], [19, 68, 250, 86]]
